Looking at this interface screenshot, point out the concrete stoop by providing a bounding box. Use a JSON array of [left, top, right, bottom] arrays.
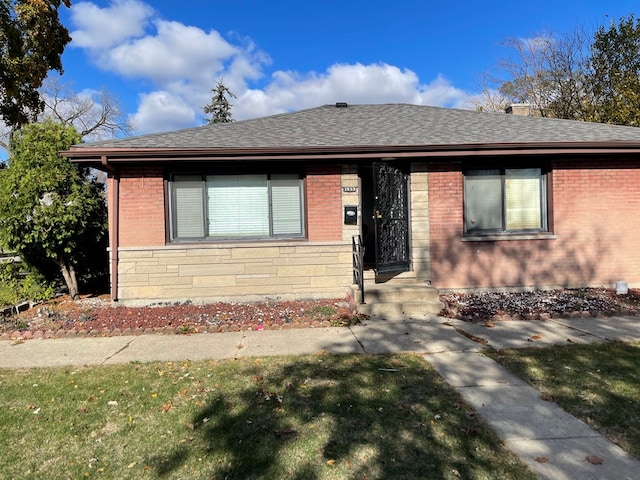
[[355, 282, 444, 320]]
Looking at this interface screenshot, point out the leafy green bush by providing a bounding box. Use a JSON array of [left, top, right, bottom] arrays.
[[0, 260, 55, 306]]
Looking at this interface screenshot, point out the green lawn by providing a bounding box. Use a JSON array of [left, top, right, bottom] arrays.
[[487, 341, 640, 459], [0, 353, 534, 479]]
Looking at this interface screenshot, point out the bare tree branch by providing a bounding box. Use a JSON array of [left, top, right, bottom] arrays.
[[480, 28, 591, 120], [39, 76, 132, 141]]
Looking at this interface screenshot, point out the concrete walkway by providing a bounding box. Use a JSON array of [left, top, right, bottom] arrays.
[[1, 315, 640, 479]]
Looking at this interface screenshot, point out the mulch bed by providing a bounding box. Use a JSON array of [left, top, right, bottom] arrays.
[[2, 287, 640, 341], [0, 295, 362, 341], [440, 287, 640, 322]]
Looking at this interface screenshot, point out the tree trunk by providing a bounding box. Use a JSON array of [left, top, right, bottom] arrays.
[[57, 254, 80, 300]]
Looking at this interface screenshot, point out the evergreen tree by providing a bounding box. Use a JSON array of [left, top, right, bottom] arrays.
[[203, 79, 236, 124]]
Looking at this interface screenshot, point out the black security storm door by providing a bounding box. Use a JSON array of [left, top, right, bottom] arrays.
[[372, 162, 410, 274]]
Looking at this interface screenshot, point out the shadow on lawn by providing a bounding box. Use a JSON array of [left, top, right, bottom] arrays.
[[147, 354, 532, 479], [489, 341, 640, 459]]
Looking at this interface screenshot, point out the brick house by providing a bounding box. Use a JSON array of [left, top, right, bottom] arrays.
[[63, 103, 640, 311]]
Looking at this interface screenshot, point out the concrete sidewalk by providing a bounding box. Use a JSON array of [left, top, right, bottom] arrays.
[[1, 315, 640, 479]]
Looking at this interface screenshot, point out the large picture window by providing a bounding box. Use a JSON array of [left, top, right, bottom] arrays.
[[464, 167, 548, 234], [171, 173, 304, 241]]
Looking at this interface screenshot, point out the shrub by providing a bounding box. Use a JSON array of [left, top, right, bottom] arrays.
[[0, 260, 55, 306]]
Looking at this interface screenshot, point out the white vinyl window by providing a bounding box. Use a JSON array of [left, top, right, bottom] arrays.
[[171, 173, 304, 240], [464, 168, 547, 234]]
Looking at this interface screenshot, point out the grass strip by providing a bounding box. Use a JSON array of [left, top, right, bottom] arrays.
[[487, 341, 640, 459], [0, 353, 534, 479]]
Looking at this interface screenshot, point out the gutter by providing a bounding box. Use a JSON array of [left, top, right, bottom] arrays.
[[62, 141, 640, 166], [110, 165, 120, 302], [98, 155, 120, 301]]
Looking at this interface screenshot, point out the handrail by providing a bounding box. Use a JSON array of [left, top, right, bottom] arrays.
[[352, 235, 365, 304]]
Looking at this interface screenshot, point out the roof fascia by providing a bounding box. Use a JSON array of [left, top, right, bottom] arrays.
[[62, 141, 640, 166]]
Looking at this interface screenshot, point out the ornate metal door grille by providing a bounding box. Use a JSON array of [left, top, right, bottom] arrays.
[[373, 162, 410, 274]]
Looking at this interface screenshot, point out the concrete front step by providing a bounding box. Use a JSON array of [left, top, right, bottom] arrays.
[[364, 283, 441, 304], [354, 282, 444, 319], [357, 300, 444, 320], [362, 269, 418, 284]]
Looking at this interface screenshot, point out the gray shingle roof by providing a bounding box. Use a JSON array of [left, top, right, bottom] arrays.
[[72, 103, 640, 151]]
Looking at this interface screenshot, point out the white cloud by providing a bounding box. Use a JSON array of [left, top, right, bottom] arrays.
[[70, 1, 473, 135], [70, 0, 154, 49], [233, 64, 468, 120], [518, 34, 553, 53], [130, 91, 196, 132], [106, 20, 238, 83], [416, 75, 470, 108]]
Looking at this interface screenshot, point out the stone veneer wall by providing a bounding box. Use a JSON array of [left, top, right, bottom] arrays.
[[409, 163, 430, 281], [116, 242, 353, 305]]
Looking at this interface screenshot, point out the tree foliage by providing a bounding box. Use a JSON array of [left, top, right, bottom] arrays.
[[588, 15, 640, 126], [0, 120, 107, 299], [480, 17, 640, 126], [203, 78, 236, 124], [0, 0, 72, 128], [478, 29, 591, 119]]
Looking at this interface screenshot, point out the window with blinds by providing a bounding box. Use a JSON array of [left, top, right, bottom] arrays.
[[171, 173, 304, 240], [464, 167, 546, 234]]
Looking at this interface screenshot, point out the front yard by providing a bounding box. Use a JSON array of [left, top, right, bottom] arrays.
[[0, 353, 535, 479]]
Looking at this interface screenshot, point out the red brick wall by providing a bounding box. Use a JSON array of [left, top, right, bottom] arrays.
[[115, 166, 166, 247], [429, 157, 640, 290], [111, 164, 343, 247], [306, 164, 342, 241]]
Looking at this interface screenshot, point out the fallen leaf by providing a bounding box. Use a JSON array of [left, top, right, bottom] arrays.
[[162, 401, 172, 413], [531, 334, 542, 340], [567, 338, 576, 343], [535, 456, 549, 463], [452, 326, 488, 345], [484, 321, 495, 328], [326, 459, 336, 466], [539, 393, 553, 402], [586, 455, 603, 465], [127, 462, 137, 469]]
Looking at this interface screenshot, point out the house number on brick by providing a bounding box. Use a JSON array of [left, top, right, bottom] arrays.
[[342, 187, 357, 192]]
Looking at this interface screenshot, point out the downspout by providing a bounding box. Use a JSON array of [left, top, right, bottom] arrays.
[[103, 155, 120, 301]]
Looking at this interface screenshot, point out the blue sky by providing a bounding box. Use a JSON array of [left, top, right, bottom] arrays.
[[23, 0, 640, 139]]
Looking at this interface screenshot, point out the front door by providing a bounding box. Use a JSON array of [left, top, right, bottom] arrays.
[[373, 162, 410, 274]]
